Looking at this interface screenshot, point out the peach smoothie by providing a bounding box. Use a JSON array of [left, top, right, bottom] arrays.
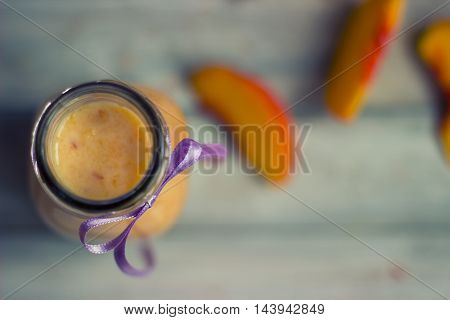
[[47, 102, 153, 201], [31, 81, 188, 239]]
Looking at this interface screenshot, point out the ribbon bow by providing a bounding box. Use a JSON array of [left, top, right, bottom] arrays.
[[79, 138, 227, 276]]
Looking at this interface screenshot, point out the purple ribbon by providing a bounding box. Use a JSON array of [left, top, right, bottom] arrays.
[[79, 138, 227, 276]]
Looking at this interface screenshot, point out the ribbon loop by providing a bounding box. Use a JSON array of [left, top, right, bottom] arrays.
[[79, 202, 149, 255], [79, 138, 226, 276]]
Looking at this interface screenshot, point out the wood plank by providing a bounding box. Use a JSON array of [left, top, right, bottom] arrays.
[[0, 0, 448, 111], [1, 227, 449, 299]]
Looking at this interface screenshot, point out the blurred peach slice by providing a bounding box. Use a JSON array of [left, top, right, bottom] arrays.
[[190, 65, 295, 183], [325, 0, 405, 122], [417, 21, 450, 164], [417, 21, 450, 99]]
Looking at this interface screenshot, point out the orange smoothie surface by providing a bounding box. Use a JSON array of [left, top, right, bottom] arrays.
[[47, 101, 153, 201]]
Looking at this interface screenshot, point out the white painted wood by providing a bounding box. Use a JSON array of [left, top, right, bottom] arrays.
[[0, 0, 449, 112], [1, 114, 450, 299], [2, 226, 450, 299], [1, 0, 450, 300]]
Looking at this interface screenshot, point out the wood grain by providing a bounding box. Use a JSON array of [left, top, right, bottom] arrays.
[[1, 114, 450, 299], [0, 0, 448, 113], [1, 0, 450, 299]]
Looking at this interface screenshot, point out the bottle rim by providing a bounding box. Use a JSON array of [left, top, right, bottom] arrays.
[[30, 80, 170, 217]]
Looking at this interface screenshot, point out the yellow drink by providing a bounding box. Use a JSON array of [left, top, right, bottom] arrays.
[[47, 102, 152, 201]]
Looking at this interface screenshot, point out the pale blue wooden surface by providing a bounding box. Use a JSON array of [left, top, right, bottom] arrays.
[[2, 115, 450, 299], [1, 0, 450, 299], [0, 0, 448, 112]]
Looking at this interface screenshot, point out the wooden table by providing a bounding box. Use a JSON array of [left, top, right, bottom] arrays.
[[2, 114, 450, 299], [1, 0, 450, 300]]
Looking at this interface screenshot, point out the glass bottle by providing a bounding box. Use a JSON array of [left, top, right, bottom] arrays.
[[30, 80, 189, 239]]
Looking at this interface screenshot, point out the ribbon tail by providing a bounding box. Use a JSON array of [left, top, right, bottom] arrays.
[[114, 236, 155, 276], [200, 143, 227, 160]]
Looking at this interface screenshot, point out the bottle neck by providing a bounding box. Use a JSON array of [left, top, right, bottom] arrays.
[[31, 80, 170, 217]]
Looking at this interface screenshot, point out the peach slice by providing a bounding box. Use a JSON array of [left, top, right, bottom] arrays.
[[417, 21, 450, 164], [417, 21, 450, 100], [325, 0, 405, 122], [190, 65, 295, 183]]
